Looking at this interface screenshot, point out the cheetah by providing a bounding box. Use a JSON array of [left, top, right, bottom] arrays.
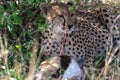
[[39, 2, 113, 68]]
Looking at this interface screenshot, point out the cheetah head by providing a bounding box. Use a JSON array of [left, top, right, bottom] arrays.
[[40, 2, 74, 33]]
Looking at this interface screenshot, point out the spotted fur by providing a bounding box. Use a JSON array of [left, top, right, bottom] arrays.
[[40, 2, 113, 68]]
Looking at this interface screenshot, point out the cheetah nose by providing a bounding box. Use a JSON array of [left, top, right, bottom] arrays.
[[68, 25, 73, 30]]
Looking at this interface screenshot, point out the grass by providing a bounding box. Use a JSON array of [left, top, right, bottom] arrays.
[[0, 0, 120, 80]]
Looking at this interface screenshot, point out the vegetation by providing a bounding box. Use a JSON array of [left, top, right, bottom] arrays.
[[0, 0, 120, 80], [0, 0, 47, 80]]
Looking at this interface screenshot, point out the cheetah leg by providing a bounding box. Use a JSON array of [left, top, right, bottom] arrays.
[[83, 50, 94, 67], [82, 50, 95, 79]]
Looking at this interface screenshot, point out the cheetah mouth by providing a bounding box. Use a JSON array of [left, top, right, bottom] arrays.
[[61, 26, 74, 33], [50, 27, 73, 34], [49, 25, 73, 34], [61, 29, 73, 34]]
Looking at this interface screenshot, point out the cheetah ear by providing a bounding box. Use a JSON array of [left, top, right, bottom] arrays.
[[66, 1, 74, 7], [40, 3, 48, 15]]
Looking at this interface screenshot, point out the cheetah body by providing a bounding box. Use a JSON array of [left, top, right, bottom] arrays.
[[40, 2, 117, 67]]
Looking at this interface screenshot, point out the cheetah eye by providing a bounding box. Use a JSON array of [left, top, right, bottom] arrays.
[[58, 15, 65, 26], [58, 15, 64, 18], [58, 15, 65, 20]]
